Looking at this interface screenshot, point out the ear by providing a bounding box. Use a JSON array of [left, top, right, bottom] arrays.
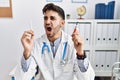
[[60, 20, 65, 28]]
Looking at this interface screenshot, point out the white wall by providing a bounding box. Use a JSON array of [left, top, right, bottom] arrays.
[[0, 0, 119, 80]]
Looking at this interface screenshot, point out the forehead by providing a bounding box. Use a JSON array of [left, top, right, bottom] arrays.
[[44, 10, 60, 18]]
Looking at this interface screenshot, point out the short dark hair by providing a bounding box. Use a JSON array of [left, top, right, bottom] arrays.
[[42, 3, 65, 20]]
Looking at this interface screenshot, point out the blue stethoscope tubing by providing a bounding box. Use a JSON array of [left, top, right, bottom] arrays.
[[41, 42, 68, 61], [42, 42, 50, 54], [62, 42, 67, 60]]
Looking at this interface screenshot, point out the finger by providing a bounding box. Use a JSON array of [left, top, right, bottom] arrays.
[[72, 33, 79, 40], [29, 30, 34, 36], [74, 39, 79, 45], [72, 36, 78, 44], [29, 30, 35, 40], [24, 30, 34, 37], [25, 30, 34, 36], [71, 33, 79, 38], [72, 32, 83, 40], [72, 35, 84, 45]]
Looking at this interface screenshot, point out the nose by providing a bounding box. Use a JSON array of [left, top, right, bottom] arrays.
[[45, 18, 51, 25]]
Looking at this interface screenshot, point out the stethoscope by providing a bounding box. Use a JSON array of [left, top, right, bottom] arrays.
[[41, 42, 68, 66]]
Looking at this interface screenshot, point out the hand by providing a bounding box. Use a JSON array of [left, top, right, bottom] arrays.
[[21, 30, 34, 59], [72, 28, 84, 56]]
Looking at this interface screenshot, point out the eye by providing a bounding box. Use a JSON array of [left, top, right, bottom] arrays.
[[50, 16, 56, 20], [44, 16, 48, 20]]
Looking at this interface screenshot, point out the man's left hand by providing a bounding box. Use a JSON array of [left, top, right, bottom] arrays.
[[71, 28, 84, 56]]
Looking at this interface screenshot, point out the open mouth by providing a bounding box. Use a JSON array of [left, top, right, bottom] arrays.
[[47, 27, 52, 31]]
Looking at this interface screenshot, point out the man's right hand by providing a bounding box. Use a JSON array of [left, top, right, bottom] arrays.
[[21, 30, 35, 60]]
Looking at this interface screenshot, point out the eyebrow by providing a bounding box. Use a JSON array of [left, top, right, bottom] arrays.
[[44, 16, 57, 19]]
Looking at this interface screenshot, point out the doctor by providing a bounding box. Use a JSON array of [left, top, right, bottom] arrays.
[[21, 3, 95, 80]]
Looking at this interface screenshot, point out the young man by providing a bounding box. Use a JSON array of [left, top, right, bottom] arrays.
[[21, 3, 95, 80]]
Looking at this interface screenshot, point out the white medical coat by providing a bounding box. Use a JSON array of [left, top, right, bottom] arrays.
[[14, 31, 95, 80]]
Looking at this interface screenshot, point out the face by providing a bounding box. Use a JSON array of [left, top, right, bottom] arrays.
[[44, 10, 65, 41]]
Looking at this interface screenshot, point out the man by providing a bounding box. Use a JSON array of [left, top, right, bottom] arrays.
[[21, 3, 95, 80]]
